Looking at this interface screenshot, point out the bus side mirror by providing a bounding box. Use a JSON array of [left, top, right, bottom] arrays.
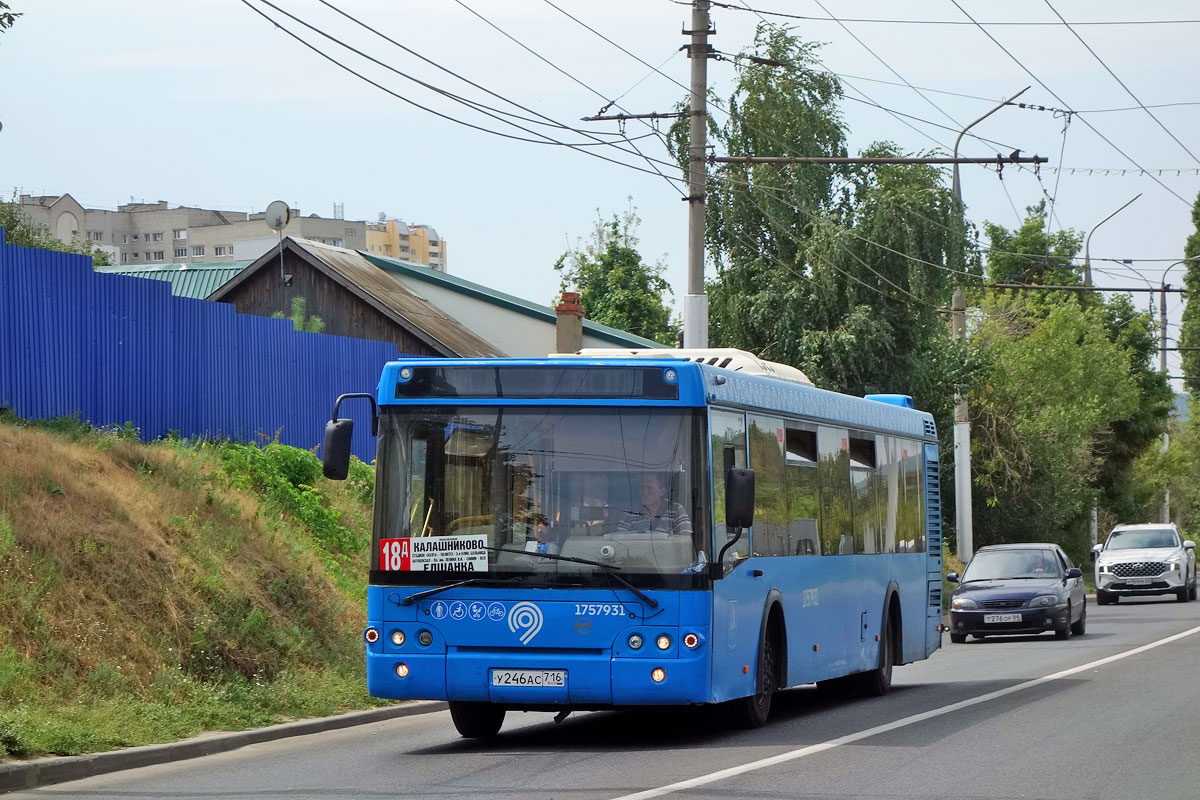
[[725, 468, 755, 529], [321, 392, 378, 481], [322, 418, 354, 480]]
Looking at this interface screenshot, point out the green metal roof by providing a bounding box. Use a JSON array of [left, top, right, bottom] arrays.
[[360, 253, 663, 349], [96, 261, 252, 299]]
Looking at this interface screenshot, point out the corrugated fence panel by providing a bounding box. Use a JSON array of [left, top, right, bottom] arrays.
[[1, 235, 402, 461]]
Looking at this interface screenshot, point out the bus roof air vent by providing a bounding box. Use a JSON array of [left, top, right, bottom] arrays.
[[573, 348, 814, 387], [865, 393, 915, 409]]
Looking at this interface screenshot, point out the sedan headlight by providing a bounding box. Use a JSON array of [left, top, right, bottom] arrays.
[[1028, 595, 1059, 608], [951, 597, 978, 610]]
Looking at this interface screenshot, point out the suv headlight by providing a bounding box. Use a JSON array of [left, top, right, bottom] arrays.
[[952, 597, 978, 610], [1097, 563, 1111, 574], [1028, 595, 1059, 608]]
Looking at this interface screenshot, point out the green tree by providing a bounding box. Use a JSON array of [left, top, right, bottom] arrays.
[[0, 3, 20, 35], [0, 193, 112, 265], [666, 25, 975, 418], [272, 297, 324, 333], [554, 206, 678, 345], [972, 210, 1170, 558], [1177, 190, 1200, 398], [969, 295, 1141, 559], [982, 200, 1081, 287]]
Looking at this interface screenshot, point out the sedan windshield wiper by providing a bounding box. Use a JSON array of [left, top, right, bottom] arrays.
[[488, 546, 659, 609]]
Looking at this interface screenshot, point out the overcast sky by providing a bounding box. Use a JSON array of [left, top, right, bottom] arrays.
[[4, 1, 1199, 381]]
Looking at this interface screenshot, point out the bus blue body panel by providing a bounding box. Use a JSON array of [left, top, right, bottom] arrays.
[[366, 585, 715, 706], [363, 357, 943, 710]]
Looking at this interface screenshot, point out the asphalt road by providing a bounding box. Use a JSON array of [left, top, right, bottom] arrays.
[[10, 595, 1200, 800]]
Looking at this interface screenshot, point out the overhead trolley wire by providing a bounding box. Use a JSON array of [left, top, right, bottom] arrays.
[[697, 2, 1200, 28], [241, 0, 685, 184], [950, 0, 1192, 207], [452, 0, 685, 195], [1044, 0, 1200, 168]]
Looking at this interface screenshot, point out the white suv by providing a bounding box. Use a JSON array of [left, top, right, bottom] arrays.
[[1092, 523, 1196, 605]]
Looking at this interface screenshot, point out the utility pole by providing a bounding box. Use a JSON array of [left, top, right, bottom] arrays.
[[683, 0, 711, 349], [1161, 279, 1171, 524], [949, 87, 1026, 563]]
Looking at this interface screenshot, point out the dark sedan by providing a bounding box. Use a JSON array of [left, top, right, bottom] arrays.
[[946, 544, 1086, 643]]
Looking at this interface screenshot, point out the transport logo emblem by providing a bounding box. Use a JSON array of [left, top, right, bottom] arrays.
[[507, 602, 543, 645]]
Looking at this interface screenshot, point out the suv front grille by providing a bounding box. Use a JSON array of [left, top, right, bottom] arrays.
[[1111, 562, 1167, 578]]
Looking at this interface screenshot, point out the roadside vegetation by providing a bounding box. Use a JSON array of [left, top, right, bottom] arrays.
[[0, 414, 383, 760]]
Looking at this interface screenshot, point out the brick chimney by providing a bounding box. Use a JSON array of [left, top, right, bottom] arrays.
[[554, 291, 585, 354]]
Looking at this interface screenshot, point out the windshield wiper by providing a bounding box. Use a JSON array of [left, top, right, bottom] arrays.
[[399, 577, 519, 606], [488, 546, 659, 609]]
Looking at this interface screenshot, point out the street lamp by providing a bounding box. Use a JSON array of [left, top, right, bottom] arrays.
[[1084, 194, 1141, 287], [1157, 255, 1200, 523], [950, 86, 1028, 563]]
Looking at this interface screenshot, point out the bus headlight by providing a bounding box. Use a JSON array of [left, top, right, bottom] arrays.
[[651, 668, 666, 683], [364, 627, 380, 644], [683, 633, 700, 649], [395, 663, 410, 678], [418, 630, 434, 646], [391, 630, 405, 646], [656, 634, 672, 650], [628, 634, 644, 650]]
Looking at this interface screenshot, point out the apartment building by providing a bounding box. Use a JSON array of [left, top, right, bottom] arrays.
[[365, 217, 447, 272], [18, 194, 369, 267]]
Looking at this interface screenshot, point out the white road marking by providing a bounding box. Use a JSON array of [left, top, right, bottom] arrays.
[[610, 624, 1200, 800]]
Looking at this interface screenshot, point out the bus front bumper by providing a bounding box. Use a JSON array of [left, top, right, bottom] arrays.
[[366, 648, 711, 707]]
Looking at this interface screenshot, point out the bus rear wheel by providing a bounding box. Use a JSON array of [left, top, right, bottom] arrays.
[[850, 610, 894, 697], [725, 626, 779, 729], [448, 701, 506, 738]]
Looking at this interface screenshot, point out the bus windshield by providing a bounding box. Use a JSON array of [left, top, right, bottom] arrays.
[[372, 406, 706, 587]]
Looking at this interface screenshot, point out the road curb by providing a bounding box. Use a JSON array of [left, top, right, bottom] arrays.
[[0, 700, 446, 794]]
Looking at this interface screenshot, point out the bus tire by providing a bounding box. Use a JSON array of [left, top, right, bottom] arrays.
[[851, 604, 895, 697], [448, 701, 506, 738], [725, 619, 780, 729]]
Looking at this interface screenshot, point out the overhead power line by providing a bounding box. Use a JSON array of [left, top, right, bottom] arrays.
[[698, 2, 1200, 27], [1044, 0, 1200, 168], [240, 0, 683, 184], [950, 0, 1192, 207]]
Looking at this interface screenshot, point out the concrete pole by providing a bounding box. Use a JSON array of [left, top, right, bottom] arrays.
[[1161, 277, 1171, 524], [683, 0, 710, 349], [949, 89, 1025, 562]]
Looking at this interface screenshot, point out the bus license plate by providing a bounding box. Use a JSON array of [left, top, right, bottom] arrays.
[[983, 613, 1022, 624], [1126, 577, 1152, 586], [490, 669, 566, 687]]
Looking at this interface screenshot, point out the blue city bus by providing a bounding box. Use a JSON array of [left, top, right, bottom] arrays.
[[321, 351, 943, 737]]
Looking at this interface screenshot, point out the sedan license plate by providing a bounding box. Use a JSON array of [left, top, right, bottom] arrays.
[[490, 669, 566, 688], [1126, 577, 1153, 586], [983, 613, 1022, 624]]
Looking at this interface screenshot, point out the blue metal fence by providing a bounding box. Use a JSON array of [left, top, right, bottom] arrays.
[[0, 231, 403, 461]]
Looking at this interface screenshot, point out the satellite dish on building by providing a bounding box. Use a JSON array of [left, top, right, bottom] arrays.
[[265, 200, 290, 232], [265, 200, 293, 285]]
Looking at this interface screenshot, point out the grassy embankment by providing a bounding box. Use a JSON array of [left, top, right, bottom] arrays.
[[0, 414, 386, 760]]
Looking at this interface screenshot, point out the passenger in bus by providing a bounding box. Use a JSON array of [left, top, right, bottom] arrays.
[[616, 473, 693, 536]]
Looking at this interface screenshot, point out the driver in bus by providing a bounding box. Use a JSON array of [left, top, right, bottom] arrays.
[[616, 472, 693, 537]]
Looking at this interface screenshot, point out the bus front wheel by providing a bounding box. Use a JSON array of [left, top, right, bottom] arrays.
[[725, 624, 780, 729], [448, 701, 506, 738]]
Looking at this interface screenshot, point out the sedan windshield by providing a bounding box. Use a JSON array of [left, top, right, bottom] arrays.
[[1105, 529, 1179, 550], [962, 549, 1061, 581], [371, 407, 706, 588]]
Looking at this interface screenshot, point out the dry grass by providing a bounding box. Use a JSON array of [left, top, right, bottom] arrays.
[[0, 419, 380, 758]]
